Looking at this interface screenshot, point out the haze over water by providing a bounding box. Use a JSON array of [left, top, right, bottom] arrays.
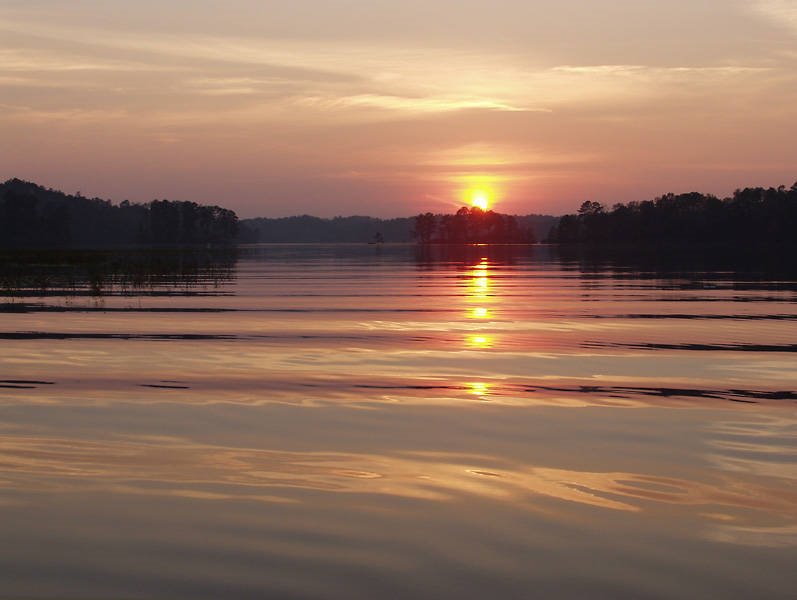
[[0, 244, 795, 598]]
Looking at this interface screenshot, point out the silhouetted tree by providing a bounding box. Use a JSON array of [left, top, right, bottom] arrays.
[[412, 206, 533, 244], [0, 178, 562, 246], [552, 183, 797, 245], [0, 179, 239, 247], [413, 213, 437, 244]]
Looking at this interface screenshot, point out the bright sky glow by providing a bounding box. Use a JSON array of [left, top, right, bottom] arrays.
[[1, 1, 795, 216], [470, 191, 491, 211]]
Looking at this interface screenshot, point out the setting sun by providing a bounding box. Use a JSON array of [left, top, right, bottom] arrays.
[[459, 177, 501, 212], [471, 192, 490, 211]]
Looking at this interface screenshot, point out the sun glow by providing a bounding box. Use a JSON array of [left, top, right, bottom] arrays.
[[459, 177, 502, 212], [471, 191, 490, 211]]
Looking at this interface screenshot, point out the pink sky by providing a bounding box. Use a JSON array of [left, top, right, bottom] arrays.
[[1, 0, 796, 217]]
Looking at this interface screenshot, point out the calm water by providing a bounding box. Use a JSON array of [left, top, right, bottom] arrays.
[[1, 244, 795, 599]]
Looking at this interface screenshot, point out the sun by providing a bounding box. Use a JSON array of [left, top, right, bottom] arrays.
[[458, 179, 499, 210], [470, 191, 490, 211]]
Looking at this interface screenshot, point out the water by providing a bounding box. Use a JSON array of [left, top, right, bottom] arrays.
[[1, 244, 795, 599]]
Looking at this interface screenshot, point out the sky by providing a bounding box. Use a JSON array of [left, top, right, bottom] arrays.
[[1, 0, 796, 217]]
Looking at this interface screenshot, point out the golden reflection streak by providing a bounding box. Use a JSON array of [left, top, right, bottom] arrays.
[[2, 434, 795, 535], [467, 382, 491, 397], [469, 307, 491, 319], [465, 257, 495, 350], [466, 334, 494, 348], [473, 276, 488, 289], [461, 258, 498, 394], [467, 258, 491, 300]]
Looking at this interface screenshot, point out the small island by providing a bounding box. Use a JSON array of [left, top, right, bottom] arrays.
[[412, 206, 535, 244]]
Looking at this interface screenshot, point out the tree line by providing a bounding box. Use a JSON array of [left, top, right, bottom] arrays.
[[238, 215, 412, 243], [549, 183, 797, 245], [413, 206, 535, 244], [0, 179, 238, 247], [1, 179, 557, 247], [239, 212, 556, 244]]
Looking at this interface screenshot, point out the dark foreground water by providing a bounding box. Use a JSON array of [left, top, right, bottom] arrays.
[[0, 244, 795, 599]]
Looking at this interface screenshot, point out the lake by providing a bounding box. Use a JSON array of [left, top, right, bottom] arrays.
[[0, 244, 795, 599]]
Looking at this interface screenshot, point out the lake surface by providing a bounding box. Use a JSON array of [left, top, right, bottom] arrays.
[[1, 244, 795, 599]]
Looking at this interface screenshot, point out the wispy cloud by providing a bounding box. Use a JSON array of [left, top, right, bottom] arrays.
[[751, 0, 797, 33], [1, 15, 780, 124], [299, 94, 534, 114], [0, 48, 180, 73]]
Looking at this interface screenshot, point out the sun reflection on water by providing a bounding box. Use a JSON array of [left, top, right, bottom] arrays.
[[469, 307, 491, 319], [464, 258, 497, 349], [467, 258, 492, 300], [467, 382, 491, 397], [467, 334, 494, 348], [461, 258, 499, 395]]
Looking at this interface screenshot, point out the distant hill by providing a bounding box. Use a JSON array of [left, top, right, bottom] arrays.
[[238, 215, 412, 243], [0, 179, 238, 247], [239, 214, 559, 243]]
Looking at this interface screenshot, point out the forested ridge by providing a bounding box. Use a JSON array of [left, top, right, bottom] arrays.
[[550, 183, 797, 245], [0, 179, 238, 247]]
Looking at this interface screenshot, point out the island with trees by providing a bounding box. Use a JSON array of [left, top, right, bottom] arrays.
[[412, 206, 536, 244]]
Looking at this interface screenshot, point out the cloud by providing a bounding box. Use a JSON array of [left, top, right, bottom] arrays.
[[0, 11, 785, 129], [299, 93, 534, 114], [0, 48, 180, 73], [751, 0, 797, 33]]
